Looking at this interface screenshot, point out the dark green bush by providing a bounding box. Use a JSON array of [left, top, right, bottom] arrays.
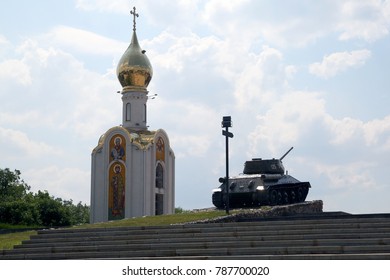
[[0, 168, 89, 227]]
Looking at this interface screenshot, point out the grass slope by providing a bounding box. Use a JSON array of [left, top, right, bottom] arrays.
[[0, 231, 37, 250], [0, 210, 227, 250]]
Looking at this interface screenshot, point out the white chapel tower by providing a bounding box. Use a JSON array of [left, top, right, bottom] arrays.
[[90, 7, 175, 223]]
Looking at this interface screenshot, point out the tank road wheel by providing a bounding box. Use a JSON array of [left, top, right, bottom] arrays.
[[290, 190, 297, 203], [212, 192, 224, 209], [251, 193, 261, 206], [269, 189, 278, 206], [277, 190, 284, 205], [282, 190, 289, 205], [222, 193, 228, 205]]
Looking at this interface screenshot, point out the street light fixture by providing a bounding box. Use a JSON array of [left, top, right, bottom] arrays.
[[221, 116, 233, 215]]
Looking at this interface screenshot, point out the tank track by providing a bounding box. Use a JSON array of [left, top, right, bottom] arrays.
[[212, 182, 310, 209]]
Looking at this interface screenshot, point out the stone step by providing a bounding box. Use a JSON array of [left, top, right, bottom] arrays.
[[2, 244, 390, 260], [29, 219, 390, 242], [177, 244, 390, 257], [29, 215, 390, 235], [17, 231, 390, 249], [131, 253, 390, 260], [6, 237, 390, 256], [18, 224, 390, 243], [23, 224, 390, 247], [34, 216, 390, 235]]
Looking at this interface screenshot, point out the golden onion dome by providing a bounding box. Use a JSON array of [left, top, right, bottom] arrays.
[[116, 31, 153, 92]]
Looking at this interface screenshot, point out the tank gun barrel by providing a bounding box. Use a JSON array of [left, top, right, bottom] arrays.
[[279, 147, 293, 161]]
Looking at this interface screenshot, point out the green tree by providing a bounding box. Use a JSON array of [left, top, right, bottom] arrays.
[[33, 191, 71, 227], [69, 201, 90, 225], [0, 168, 30, 202], [0, 168, 90, 227]]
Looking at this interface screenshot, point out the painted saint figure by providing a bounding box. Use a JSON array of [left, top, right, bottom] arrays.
[[109, 164, 125, 219], [111, 137, 125, 161]]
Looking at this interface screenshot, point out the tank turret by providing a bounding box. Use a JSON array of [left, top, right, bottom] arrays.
[[212, 147, 311, 209]]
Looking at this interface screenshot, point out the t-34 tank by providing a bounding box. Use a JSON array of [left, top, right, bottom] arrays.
[[212, 147, 311, 209]]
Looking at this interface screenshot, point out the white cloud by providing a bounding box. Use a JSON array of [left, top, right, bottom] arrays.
[[206, 0, 390, 47], [45, 26, 126, 56], [0, 111, 55, 128], [24, 166, 90, 203], [144, 30, 234, 111], [201, 1, 338, 48], [0, 34, 11, 58], [0, 127, 62, 158], [75, 0, 128, 13], [203, 0, 250, 17], [0, 59, 32, 85], [149, 98, 220, 158], [3, 37, 120, 139], [147, 31, 222, 73], [248, 91, 326, 155], [76, 0, 390, 47], [325, 115, 390, 150], [314, 161, 377, 191], [0, 34, 8, 45], [309, 50, 371, 79], [325, 117, 364, 145], [232, 46, 286, 109], [75, 0, 204, 31], [363, 116, 390, 149], [337, 0, 390, 42]]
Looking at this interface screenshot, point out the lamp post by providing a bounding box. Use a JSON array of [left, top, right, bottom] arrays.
[[221, 116, 233, 215]]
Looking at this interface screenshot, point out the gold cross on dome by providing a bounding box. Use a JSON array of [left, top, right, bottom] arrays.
[[130, 6, 139, 31]]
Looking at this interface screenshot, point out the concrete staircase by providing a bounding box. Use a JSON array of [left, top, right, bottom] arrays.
[[1, 213, 390, 259]]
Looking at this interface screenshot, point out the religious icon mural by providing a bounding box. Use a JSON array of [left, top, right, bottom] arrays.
[[108, 162, 125, 220], [108, 134, 126, 220], [109, 134, 126, 162], [156, 137, 165, 162]]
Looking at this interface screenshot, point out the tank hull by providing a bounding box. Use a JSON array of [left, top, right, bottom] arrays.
[[212, 174, 311, 209], [212, 148, 311, 209]]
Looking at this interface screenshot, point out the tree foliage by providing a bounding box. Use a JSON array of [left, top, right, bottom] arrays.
[[0, 168, 30, 202], [0, 168, 89, 227]]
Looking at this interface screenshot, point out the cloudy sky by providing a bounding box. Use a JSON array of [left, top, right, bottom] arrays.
[[1, 0, 390, 214]]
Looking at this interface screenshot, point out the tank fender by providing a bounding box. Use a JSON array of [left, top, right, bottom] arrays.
[[260, 174, 283, 180]]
